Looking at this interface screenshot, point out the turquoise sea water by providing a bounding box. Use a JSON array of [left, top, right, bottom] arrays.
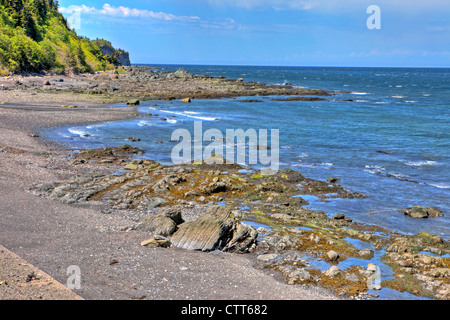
[[44, 65, 450, 240]]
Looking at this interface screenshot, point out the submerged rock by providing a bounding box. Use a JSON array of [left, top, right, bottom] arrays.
[[127, 137, 141, 142], [427, 207, 444, 218], [400, 206, 444, 219], [271, 96, 327, 102], [327, 177, 340, 184]]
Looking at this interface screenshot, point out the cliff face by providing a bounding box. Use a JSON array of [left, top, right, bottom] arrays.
[[118, 51, 131, 67], [0, 0, 130, 74], [92, 39, 131, 67]]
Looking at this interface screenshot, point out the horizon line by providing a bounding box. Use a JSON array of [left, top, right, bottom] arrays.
[[132, 63, 450, 69]]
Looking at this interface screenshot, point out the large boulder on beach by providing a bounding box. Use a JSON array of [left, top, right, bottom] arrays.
[[137, 208, 184, 236], [400, 206, 444, 219], [170, 206, 257, 253], [173, 68, 195, 79], [127, 99, 140, 106]]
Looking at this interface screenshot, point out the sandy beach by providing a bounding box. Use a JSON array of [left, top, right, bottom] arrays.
[[0, 72, 338, 300]]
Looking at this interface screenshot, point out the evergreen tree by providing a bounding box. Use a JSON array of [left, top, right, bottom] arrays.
[[20, 4, 38, 40], [0, 0, 128, 74]]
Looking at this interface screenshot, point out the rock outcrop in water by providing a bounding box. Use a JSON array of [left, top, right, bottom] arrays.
[[400, 206, 444, 219]]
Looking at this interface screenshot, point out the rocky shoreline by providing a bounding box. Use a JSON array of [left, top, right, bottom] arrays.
[[31, 144, 450, 300], [0, 66, 331, 107], [1, 67, 449, 300]]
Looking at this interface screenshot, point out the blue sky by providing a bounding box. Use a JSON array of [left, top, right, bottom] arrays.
[[58, 1, 450, 67]]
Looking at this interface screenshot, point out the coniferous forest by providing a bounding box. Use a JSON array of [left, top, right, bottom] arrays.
[[0, 0, 128, 74]]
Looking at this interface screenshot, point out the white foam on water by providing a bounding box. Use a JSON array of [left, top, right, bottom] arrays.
[[138, 120, 154, 127], [292, 163, 318, 168], [350, 92, 369, 95], [68, 127, 91, 137], [365, 164, 386, 170], [386, 172, 409, 180], [426, 183, 450, 189], [292, 85, 308, 89], [149, 107, 218, 121], [86, 123, 106, 129], [400, 160, 439, 167]]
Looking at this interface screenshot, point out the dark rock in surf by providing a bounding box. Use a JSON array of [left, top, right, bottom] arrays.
[[271, 96, 327, 102], [127, 99, 140, 106], [400, 206, 444, 219]]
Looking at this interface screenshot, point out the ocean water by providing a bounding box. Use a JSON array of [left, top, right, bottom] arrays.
[[44, 65, 450, 240]]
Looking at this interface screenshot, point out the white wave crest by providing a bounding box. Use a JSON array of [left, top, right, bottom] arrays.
[[148, 107, 218, 121], [350, 92, 369, 95], [426, 183, 450, 189], [138, 120, 154, 127], [68, 127, 90, 137], [401, 160, 438, 167]]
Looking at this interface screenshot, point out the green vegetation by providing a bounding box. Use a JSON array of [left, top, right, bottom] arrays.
[[0, 0, 128, 75], [250, 173, 268, 179], [91, 39, 130, 66]]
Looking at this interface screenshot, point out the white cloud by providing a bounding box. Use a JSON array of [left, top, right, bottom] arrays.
[[59, 3, 200, 22]]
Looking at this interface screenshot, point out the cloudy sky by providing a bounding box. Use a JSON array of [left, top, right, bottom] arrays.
[[58, 0, 450, 67]]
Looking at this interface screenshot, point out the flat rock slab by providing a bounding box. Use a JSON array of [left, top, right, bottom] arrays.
[[171, 206, 239, 252]]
